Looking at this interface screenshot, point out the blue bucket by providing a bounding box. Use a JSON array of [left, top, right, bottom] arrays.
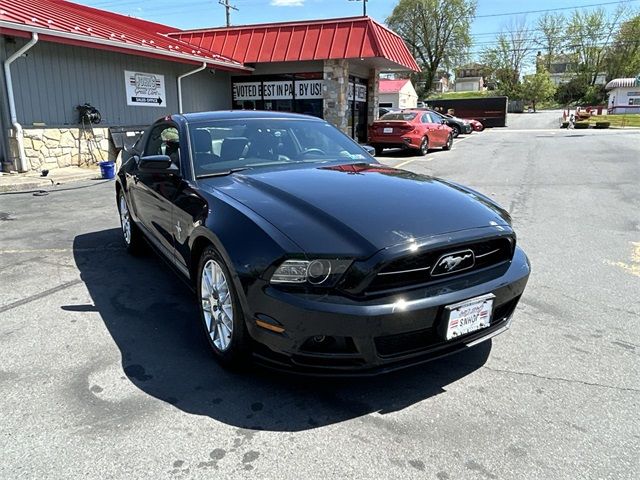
[[98, 161, 116, 180]]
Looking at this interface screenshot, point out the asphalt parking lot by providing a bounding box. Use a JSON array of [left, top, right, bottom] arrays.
[[1, 112, 639, 479]]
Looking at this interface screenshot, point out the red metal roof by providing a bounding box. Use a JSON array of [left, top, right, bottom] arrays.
[[169, 17, 420, 72], [0, 0, 249, 71], [379, 79, 411, 93]]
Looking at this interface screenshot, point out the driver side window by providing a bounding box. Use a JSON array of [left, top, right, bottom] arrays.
[[145, 125, 181, 166], [421, 113, 432, 124]]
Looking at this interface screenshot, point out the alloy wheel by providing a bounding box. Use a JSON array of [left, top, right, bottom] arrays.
[[119, 195, 131, 245], [201, 259, 234, 351], [420, 138, 429, 155]]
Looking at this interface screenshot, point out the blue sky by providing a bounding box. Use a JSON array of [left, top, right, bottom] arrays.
[[78, 0, 637, 62]]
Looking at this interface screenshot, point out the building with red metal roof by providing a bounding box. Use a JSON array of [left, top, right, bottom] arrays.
[[169, 17, 419, 72], [379, 79, 418, 110], [0, 0, 420, 173]]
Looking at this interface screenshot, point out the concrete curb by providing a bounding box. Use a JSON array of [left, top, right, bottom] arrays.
[[0, 168, 102, 193]]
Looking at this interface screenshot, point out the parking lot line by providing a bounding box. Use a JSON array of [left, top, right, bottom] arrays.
[[394, 157, 434, 169]]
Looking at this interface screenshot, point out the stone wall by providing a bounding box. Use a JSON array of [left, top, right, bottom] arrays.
[[367, 68, 381, 129], [323, 59, 350, 135], [11, 127, 115, 172]]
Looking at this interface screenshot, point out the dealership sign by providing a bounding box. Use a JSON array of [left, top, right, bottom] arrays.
[[233, 80, 324, 101], [125, 71, 166, 107]]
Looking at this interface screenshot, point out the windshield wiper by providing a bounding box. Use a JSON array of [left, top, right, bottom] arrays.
[[196, 167, 248, 179]]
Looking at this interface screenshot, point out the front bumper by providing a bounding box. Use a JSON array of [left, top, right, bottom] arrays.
[[245, 247, 530, 375]]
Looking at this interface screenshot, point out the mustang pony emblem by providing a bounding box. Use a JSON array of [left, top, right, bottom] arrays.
[[440, 253, 472, 271], [431, 249, 476, 276]]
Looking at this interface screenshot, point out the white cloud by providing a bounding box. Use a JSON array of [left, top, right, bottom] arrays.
[[270, 0, 305, 6]]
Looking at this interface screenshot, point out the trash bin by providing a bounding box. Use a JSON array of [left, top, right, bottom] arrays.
[[98, 161, 116, 180]]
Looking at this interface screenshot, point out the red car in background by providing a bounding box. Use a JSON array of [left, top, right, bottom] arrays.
[[466, 118, 484, 132], [368, 110, 454, 156]]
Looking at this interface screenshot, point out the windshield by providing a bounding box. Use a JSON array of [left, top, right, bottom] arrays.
[[189, 118, 368, 177], [381, 112, 417, 121]]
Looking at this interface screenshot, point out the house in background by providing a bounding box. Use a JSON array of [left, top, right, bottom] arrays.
[[536, 52, 607, 86], [379, 79, 418, 109], [606, 77, 640, 114], [431, 71, 450, 93], [454, 63, 487, 92]]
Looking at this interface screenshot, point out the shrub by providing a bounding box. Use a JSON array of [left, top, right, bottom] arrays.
[[561, 121, 569, 128], [574, 122, 589, 129], [594, 121, 610, 129]]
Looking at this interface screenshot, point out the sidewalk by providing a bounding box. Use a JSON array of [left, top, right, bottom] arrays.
[[0, 166, 102, 193]]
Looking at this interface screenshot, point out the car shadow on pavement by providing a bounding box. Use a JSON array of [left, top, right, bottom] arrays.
[[70, 228, 491, 432]]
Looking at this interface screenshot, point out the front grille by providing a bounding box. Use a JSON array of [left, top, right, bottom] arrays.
[[374, 296, 520, 358], [366, 237, 513, 294]]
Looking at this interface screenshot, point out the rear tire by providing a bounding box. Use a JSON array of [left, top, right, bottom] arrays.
[[374, 145, 384, 156], [197, 245, 251, 370], [118, 191, 146, 255], [419, 137, 429, 156], [477, 123, 485, 132], [443, 133, 453, 151]]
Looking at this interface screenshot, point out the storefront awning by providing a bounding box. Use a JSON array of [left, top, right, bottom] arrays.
[[169, 16, 420, 72]]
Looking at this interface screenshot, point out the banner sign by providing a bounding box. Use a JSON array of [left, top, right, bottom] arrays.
[[233, 82, 262, 101], [125, 71, 166, 107], [233, 80, 324, 101], [296, 80, 323, 99]]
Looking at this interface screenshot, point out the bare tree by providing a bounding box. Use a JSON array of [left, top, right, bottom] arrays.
[[536, 13, 566, 71], [481, 17, 534, 96]]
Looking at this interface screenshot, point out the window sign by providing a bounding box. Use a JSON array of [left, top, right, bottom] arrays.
[[125, 71, 166, 107], [262, 81, 294, 100], [234, 80, 323, 100], [296, 80, 323, 99], [233, 82, 262, 101], [348, 81, 367, 102]]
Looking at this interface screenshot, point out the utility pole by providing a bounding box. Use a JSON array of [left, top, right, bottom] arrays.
[[219, 0, 238, 27], [348, 0, 367, 16]]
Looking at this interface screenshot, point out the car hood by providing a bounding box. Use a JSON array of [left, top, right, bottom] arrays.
[[202, 163, 511, 257]]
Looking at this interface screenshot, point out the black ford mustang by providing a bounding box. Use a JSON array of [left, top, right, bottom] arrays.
[[116, 111, 530, 375]]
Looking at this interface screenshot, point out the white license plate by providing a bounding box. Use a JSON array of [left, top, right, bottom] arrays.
[[383, 127, 393, 134], [445, 294, 494, 340]]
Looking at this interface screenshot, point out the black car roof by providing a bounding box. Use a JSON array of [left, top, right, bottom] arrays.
[[181, 110, 324, 122]]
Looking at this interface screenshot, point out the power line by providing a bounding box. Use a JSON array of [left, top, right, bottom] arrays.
[[476, 0, 639, 18]]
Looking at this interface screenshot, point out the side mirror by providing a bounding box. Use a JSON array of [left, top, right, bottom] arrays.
[[138, 155, 178, 173], [441, 119, 447, 124], [362, 145, 376, 157]]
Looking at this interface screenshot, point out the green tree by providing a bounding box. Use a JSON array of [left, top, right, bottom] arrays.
[[605, 15, 640, 80], [566, 7, 628, 86], [519, 70, 557, 111], [387, 0, 477, 97]]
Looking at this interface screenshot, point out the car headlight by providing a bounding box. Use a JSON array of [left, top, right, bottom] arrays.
[[271, 259, 352, 286]]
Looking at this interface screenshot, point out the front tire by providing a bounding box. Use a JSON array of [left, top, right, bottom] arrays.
[[118, 191, 145, 255], [197, 246, 250, 369], [452, 125, 461, 138], [373, 145, 384, 156]]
